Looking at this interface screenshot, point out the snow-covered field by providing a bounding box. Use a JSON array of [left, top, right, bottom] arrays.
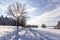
[[32, 27, 60, 34], [0, 26, 60, 40], [0, 26, 16, 40], [0, 26, 15, 37]]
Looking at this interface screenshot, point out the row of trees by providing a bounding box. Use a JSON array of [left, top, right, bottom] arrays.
[[0, 15, 38, 28], [0, 15, 60, 28], [25, 25, 38, 28], [0, 15, 16, 26], [0, 15, 26, 26]]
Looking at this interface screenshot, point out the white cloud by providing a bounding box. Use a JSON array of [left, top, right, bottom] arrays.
[[26, 7, 37, 13], [0, 4, 8, 16], [27, 7, 60, 26], [0, 4, 7, 11]]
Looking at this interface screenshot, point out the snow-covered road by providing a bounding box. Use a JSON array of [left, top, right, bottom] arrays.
[[0, 26, 60, 40]]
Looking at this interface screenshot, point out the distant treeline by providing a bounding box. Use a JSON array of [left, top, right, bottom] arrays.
[[25, 25, 38, 28], [0, 15, 16, 26]]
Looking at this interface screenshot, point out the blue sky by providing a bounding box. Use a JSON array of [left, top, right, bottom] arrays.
[[0, 0, 60, 26]]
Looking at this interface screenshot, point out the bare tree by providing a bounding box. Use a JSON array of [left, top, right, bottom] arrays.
[[7, 2, 27, 40], [7, 2, 27, 26]]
